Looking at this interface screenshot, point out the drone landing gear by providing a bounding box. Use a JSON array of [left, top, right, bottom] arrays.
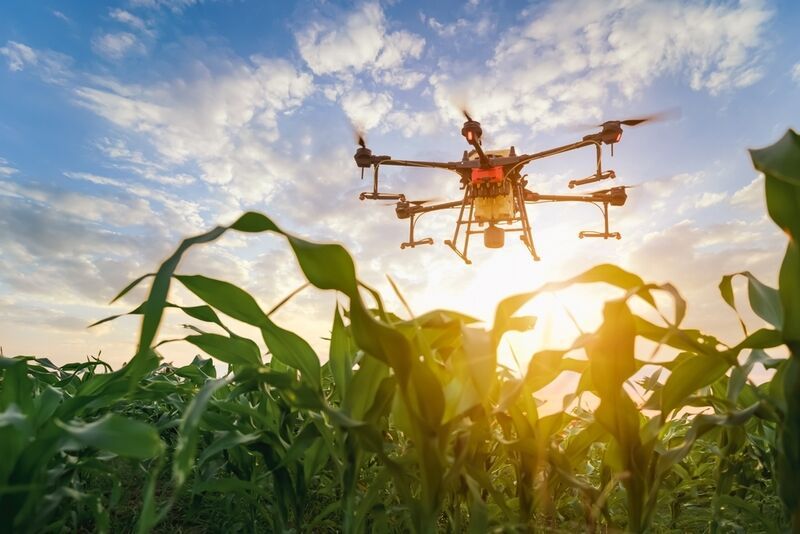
[[359, 163, 405, 202], [401, 212, 434, 250], [579, 231, 621, 239], [515, 183, 541, 261], [578, 201, 622, 240], [360, 192, 405, 201], [401, 237, 433, 249], [445, 183, 541, 265]]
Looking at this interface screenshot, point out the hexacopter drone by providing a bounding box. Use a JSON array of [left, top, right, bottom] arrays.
[[354, 110, 669, 264]]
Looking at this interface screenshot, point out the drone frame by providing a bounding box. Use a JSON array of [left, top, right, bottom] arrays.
[[355, 120, 630, 264]]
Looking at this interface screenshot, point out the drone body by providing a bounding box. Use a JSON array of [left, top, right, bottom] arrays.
[[354, 111, 664, 264]]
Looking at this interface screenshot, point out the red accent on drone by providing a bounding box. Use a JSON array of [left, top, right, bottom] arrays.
[[471, 166, 504, 184]]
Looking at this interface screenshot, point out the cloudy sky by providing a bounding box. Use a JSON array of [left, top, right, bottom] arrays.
[[1, 0, 799, 369]]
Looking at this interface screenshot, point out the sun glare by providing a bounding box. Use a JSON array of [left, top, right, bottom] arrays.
[[437, 244, 613, 373]]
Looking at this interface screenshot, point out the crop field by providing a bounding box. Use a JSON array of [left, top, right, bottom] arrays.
[[1, 133, 799, 533]]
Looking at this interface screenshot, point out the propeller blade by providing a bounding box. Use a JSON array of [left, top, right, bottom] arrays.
[[590, 185, 638, 195], [448, 93, 475, 122], [351, 123, 367, 148], [382, 197, 443, 207], [565, 122, 601, 132], [615, 107, 681, 127], [409, 197, 444, 206], [568, 108, 681, 131]]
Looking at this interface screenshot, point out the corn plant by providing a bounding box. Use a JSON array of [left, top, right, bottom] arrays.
[[0, 130, 797, 533]]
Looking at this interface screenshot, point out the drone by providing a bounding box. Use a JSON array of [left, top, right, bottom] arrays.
[[354, 109, 670, 264]]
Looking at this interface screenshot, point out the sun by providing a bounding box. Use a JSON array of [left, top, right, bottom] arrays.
[[428, 244, 611, 374]]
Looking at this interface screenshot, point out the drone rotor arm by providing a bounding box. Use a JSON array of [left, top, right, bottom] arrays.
[[379, 158, 464, 171]]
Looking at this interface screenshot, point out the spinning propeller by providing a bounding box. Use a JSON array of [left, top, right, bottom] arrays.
[[580, 108, 680, 155]]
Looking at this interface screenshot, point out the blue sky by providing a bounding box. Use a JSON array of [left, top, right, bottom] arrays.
[[1, 0, 799, 367]]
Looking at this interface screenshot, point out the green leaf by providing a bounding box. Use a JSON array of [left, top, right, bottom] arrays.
[[407, 361, 445, 432], [133, 225, 229, 373], [58, 414, 164, 459], [719, 272, 783, 331], [587, 300, 636, 400], [750, 129, 800, 186], [661, 352, 731, 416], [778, 241, 800, 343], [752, 131, 800, 342], [460, 325, 497, 400], [183, 333, 262, 367], [493, 264, 655, 349], [328, 306, 353, 402], [732, 328, 783, 351], [176, 275, 320, 388], [777, 355, 800, 519], [523, 347, 588, 394], [716, 495, 781, 534], [0, 358, 32, 413], [270, 424, 321, 472], [173, 375, 233, 487], [109, 273, 154, 303], [197, 431, 260, 466], [657, 401, 764, 479], [343, 353, 389, 420]]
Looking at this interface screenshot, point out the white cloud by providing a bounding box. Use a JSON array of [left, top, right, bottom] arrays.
[[92, 32, 146, 60], [430, 0, 772, 131], [792, 62, 800, 85], [1, 42, 37, 71], [63, 171, 206, 234], [373, 29, 424, 70], [385, 109, 440, 137], [623, 216, 781, 339], [52, 10, 71, 23], [731, 175, 765, 209], [93, 138, 194, 186], [0, 157, 17, 176], [375, 68, 425, 90], [110, 9, 151, 34], [296, 2, 425, 77], [340, 89, 393, 130], [0, 0, 784, 370], [129, 0, 202, 12], [694, 191, 728, 209], [0, 41, 72, 84], [422, 14, 492, 38], [73, 55, 314, 202]]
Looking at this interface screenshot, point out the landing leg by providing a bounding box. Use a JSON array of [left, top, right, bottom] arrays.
[[444, 188, 473, 264], [401, 212, 434, 249], [577, 202, 621, 239], [515, 183, 541, 261]]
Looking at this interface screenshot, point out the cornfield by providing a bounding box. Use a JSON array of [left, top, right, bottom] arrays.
[[1, 131, 799, 533]]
